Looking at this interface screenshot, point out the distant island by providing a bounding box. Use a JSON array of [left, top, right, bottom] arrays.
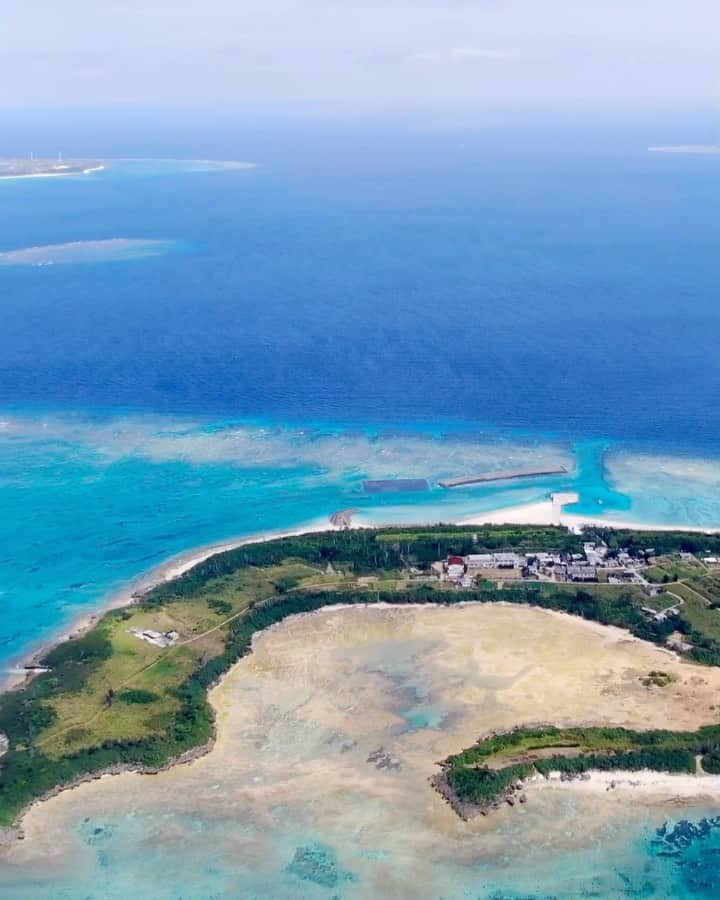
[[649, 145, 720, 155], [0, 157, 257, 180], [0, 157, 105, 179], [1, 522, 720, 834], [0, 238, 185, 267]]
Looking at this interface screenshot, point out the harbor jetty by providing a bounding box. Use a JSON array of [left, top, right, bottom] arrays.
[[438, 466, 568, 489]]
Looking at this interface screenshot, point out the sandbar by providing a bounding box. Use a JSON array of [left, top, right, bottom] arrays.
[[457, 496, 720, 533]]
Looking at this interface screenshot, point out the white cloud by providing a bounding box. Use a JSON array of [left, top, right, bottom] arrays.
[[413, 47, 522, 64], [2, 0, 720, 107]]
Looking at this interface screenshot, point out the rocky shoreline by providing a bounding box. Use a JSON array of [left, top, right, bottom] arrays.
[[0, 732, 216, 847], [0, 527, 335, 840], [429, 768, 527, 820], [430, 763, 606, 820], [428, 721, 642, 820]]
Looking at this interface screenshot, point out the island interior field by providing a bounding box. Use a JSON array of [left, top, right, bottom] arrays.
[[4, 562, 720, 897], [3, 524, 720, 843], [1, 114, 720, 896]]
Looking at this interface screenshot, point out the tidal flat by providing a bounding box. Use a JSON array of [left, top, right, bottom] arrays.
[[4, 603, 720, 898]]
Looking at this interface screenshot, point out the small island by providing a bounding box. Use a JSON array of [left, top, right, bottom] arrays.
[[0, 157, 105, 179], [434, 723, 720, 818], [648, 145, 720, 155], [2, 523, 720, 832]]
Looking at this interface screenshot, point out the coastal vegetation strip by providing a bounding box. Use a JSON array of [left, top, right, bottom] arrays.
[[372, 525, 579, 551], [1, 524, 720, 827], [435, 725, 720, 817]]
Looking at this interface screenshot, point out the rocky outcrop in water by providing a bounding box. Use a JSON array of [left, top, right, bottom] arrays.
[[366, 747, 400, 770], [285, 841, 357, 888], [652, 816, 720, 855]]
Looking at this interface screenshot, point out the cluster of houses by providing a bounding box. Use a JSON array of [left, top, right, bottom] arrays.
[[422, 541, 720, 656], [676, 550, 719, 568], [433, 552, 529, 588], [432, 541, 655, 588]]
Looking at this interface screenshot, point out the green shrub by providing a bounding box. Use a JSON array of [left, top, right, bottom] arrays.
[[119, 690, 160, 705]]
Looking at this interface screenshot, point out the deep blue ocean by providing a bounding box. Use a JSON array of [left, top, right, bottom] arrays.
[[1, 108, 719, 444], [1, 107, 719, 897]]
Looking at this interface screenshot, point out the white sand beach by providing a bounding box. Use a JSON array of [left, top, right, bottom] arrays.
[[0, 166, 105, 180], [530, 768, 720, 801], [458, 494, 720, 533], [7, 490, 717, 693], [0, 172, 80, 180], [0, 517, 334, 691]]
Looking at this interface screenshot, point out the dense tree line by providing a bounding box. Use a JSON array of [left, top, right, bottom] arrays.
[[145, 525, 583, 606], [446, 723, 720, 809], [2, 579, 717, 825], [586, 527, 720, 557], [3, 523, 720, 825]]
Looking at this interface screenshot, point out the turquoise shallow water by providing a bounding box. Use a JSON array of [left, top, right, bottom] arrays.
[[1, 115, 719, 896], [5, 808, 720, 899], [1, 409, 720, 674], [1, 409, 719, 900], [3, 602, 720, 900]]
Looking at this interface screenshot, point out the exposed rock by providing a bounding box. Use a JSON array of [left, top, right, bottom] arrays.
[[286, 841, 356, 888], [366, 747, 400, 770]]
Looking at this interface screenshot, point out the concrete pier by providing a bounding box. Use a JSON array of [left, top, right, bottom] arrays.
[[438, 466, 568, 488]]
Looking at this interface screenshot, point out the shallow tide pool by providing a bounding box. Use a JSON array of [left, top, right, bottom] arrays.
[[4, 603, 720, 899]]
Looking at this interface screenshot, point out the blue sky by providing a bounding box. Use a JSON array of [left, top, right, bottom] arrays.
[[1, 1, 719, 109]]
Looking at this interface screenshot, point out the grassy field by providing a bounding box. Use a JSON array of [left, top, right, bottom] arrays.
[[535, 581, 648, 602], [10, 567, 676, 761], [31, 561, 325, 759], [375, 531, 479, 543], [645, 555, 705, 583], [3, 525, 720, 827], [640, 592, 678, 613], [673, 591, 720, 644], [645, 559, 720, 603], [687, 572, 720, 603]]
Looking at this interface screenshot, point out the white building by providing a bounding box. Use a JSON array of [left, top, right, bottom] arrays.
[[493, 553, 522, 569], [532, 552, 562, 566], [465, 554, 495, 569], [465, 552, 522, 570]]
